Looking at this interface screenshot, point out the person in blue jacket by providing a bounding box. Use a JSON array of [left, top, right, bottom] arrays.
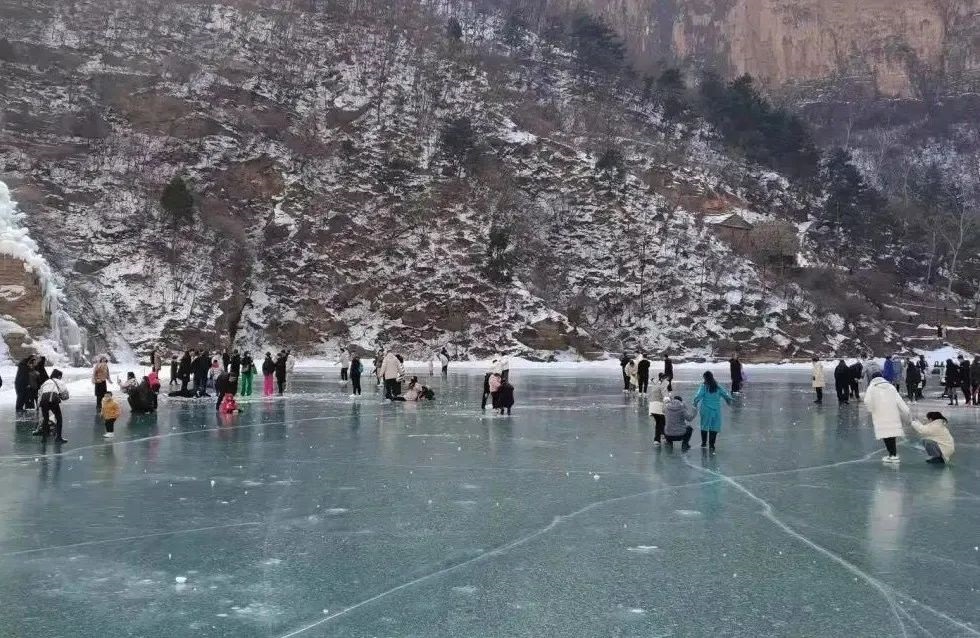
[[882, 355, 897, 386], [693, 371, 734, 453]]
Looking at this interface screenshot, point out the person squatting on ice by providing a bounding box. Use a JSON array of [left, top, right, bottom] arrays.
[[864, 372, 910, 464], [34, 369, 69, 443], [693, 371, 733, 452], [663, 395, 697, 451], [911, 411, 954, 465]]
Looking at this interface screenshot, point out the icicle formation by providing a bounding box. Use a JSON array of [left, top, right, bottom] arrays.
[[0, 181, 88, 365]]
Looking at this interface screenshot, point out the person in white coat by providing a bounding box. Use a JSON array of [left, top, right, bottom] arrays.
[[379, 351, 401, 400], [864, 374, 910, 463], [340, 348, 351, 382], [625, 360, 638, 393], [35, 369, 70, 443], [911, 411, 954, 465], [648, 373, 670, 445], [811, 357, 826, 404], [499, 355, 511, 381]]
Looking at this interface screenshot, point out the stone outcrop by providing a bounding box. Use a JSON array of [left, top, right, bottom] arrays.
[[578, 0, 980, 97]]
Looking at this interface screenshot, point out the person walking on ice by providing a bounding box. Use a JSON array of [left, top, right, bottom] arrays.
[[649, 373, 670, 445], [239, 353, 255, 397], [636, 353, 650, 395], [729, 354, 743, 394], [438, 348, 450, 376], [261, 352, 275, 396], [349, 355, 363, 397], [811, 357, 825, 404], [101, 391, 121, 439], [339, 348, 350, 382], [910, 411, 954, 465], [35, 369, 70, 444], [693, 371, 733, 453], [834, 359, 850, 405], [864, 371, 910, 464]]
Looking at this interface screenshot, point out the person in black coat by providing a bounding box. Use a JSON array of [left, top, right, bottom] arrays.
[[833, 360, 850, 404], [637, 354, 651, 394], [275, 350, 289, 395], [14, 355, 36, 413], [497, 379, 515, 415], [221, 350, 230, 373], [129, 377, 157, 413], [619, 353, 630, 392], [958, 356, 973, 405], [848, 360, 863, 399], [663, 355, 674, 391], [230, 350, 242, 394], [349, 356, 363, 396], [905, 360, 922, 401], [214, 370, 230, 410], [729, 355, 743, 394], [178, 351, 192, 391], [193, 351, 210, 397]]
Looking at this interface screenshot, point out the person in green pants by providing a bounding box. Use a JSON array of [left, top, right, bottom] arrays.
[[239, 353, 256, 396]]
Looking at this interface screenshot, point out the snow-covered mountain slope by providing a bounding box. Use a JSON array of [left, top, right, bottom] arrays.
[[0, 0, 942, 361]]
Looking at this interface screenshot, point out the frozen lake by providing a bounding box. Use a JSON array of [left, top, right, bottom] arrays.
[[0, 367, 977, 637]]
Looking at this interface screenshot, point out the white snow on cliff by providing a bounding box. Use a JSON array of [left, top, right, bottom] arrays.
[[0, 181, 88, 364]]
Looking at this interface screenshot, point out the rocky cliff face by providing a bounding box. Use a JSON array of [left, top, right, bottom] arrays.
[[0, 0, 958, 362], [581, 0, 979, 97]]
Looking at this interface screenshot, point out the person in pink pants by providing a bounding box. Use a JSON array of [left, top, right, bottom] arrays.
[[261, 352, 275, 395]]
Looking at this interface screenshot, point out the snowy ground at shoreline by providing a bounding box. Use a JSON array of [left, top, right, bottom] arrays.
[[0, 343, 974, 409]]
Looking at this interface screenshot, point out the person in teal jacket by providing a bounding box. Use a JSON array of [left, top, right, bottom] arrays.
[[693, 371, 734, 452]]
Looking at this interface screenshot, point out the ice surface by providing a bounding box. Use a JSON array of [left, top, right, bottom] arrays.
[[0, 368, 977, 637]]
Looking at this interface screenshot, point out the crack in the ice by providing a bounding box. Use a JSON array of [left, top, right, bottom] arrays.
[[275, 479, 723, 638], [682, 455, 980, 638], [0, 415, 349, 463], [0, 521, 263, 558]]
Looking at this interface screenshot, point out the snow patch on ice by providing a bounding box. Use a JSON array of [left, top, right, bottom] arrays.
[[626, 545, 659, 554]]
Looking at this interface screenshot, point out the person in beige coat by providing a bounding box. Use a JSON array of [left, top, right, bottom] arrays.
[[379, 351, 401, 400], [92, 356, 111, 412], [911, 411, 954, 465], [811, 357, 826, 404]]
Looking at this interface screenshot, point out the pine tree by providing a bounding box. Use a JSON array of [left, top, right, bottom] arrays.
[[820, 148, 882, 256], [446, 17, 463, 41], [160, 176, 194, 223]]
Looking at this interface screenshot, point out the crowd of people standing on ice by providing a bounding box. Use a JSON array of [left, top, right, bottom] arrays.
[[803, 353, 980, 407], [618, 349, 967, 464], [338, 346, 447, 404]]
